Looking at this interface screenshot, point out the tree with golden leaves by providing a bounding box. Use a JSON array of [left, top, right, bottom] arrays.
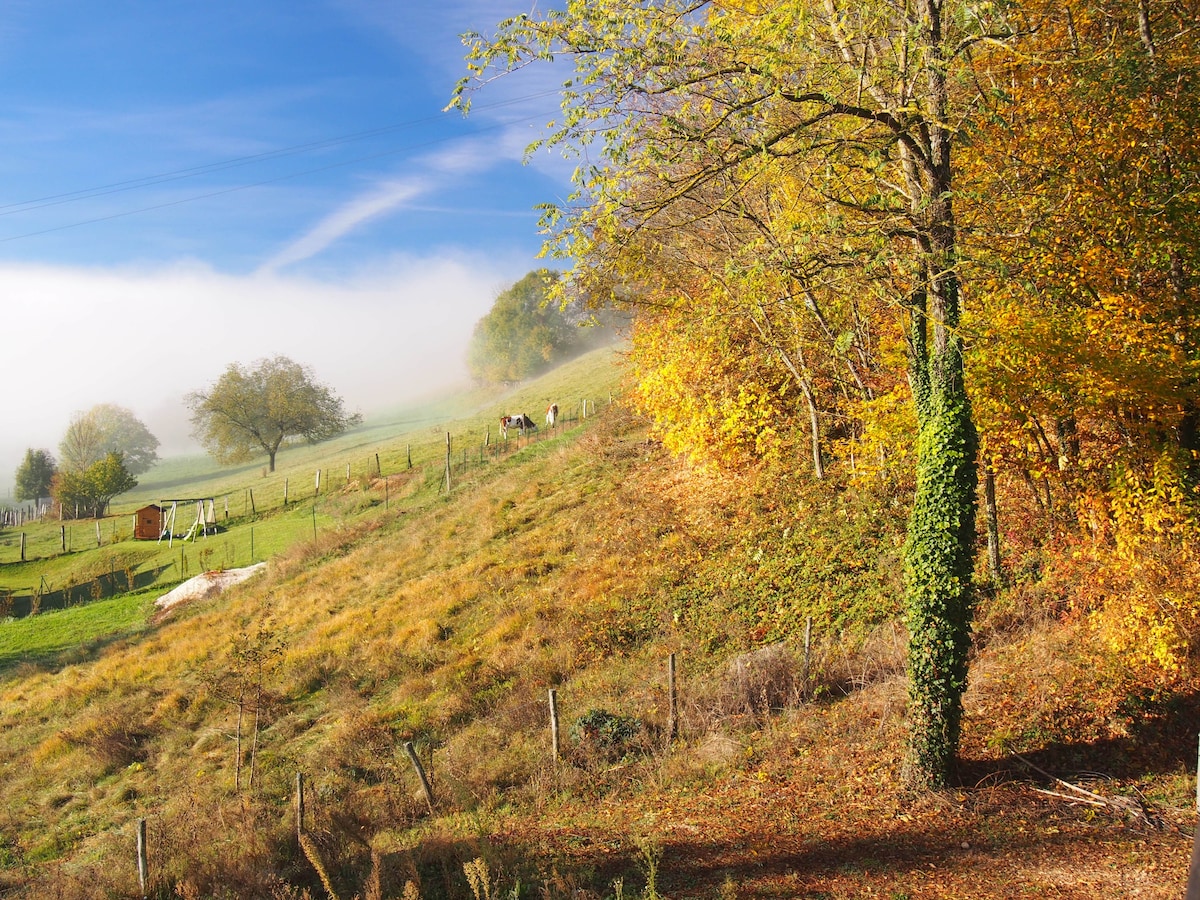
[[455, 0, 1018, 786]]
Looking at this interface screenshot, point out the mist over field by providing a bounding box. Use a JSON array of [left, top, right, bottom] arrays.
[[0, 252, 525, 498]]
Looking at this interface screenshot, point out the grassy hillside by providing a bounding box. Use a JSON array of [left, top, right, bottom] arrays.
[[0, 350, 622, 626], [0, 347, 1195, 899]]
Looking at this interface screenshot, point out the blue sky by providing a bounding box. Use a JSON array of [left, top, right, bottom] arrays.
[[0, 1, 573, 494]]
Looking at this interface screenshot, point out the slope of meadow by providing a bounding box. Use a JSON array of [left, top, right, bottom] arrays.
[[0, 348, 1196, 899], [0, 354, 619, 642]]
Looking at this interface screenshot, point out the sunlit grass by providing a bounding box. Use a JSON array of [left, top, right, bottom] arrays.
[[0, 342, 1175, 898]]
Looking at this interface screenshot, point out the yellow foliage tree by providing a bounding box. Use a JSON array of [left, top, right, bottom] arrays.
[[962, 0, 1200, 669], [964, 0, 1200, 516]]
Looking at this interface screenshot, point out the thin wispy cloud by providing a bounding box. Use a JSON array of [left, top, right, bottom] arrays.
[[258, 177, 428, 273], [259, 120, 546, 274], [423, 129, 524, 175]]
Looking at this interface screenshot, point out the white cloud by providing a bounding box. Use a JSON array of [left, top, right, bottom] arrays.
[[258, 177, 428, 274]]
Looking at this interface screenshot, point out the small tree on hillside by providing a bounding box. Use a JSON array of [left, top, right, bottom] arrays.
[[14, 449, 57, 502], [51, 452, 138, 518], [187, 356, 361, 473]]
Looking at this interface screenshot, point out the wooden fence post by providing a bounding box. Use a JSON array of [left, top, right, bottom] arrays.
[[666, 653, 678, 745], [404, 741, 435, 813], [314, 470, 321, 496], [444, 433, 452, 493], [136, 817, 148, 898], [96, 520, 102, 548], [283, 479, 289, 506], [296, 772, 306, 838], [407, 443, 412, 469], [20, 532, 25, 562], [549, 689, 560, 764]]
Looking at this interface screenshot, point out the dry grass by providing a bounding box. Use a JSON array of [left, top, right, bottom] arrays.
[[0, 385, 1195, 897]]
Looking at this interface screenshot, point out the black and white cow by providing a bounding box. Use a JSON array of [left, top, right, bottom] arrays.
[[500, 413, 536, 439]]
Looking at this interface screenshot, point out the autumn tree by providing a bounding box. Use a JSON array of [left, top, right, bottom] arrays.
[[188, 356, 361, 473], [963, 0, 1200, 512], [456, 0, 1019, 785], [58, 404, 160, 475], [467, 269, 621, 384], [612, 168, 897, 478], [51, 451, 138, 519], [13, 449, 57, 502], [959, 0, 1200, 667]]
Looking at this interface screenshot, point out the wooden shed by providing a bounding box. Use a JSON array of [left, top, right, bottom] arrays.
[[133, 504, 164, 541]]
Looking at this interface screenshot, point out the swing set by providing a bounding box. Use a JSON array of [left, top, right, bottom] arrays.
[[156, 498, 217, 547]]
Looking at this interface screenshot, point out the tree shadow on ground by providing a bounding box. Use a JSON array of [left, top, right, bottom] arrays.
[[960, 686, 1200, 788], [448, 812, 1174, 899], [5, 563, 172, 618]]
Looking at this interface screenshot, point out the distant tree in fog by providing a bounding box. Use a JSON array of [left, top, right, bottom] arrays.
[[14, 448, 57, 501], [58, 404, 160, 475], [467, 269, 622, 384]]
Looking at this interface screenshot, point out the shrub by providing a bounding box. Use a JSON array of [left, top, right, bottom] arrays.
[[570, 708, 643, 764], [716, 643, 798, 721]]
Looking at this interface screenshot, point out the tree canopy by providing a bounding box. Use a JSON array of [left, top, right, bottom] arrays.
[[58, 404, 160, 475], [187, 356, 362, 473], [13, 449, 57, 502], [51, 451, 137, 519], [466, 269, 620, 384], [455, 0, 1200, 784]]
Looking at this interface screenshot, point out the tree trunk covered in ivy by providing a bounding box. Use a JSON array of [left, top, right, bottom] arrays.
[[905, 321, 978, 784], [901, 15, 979, 781]]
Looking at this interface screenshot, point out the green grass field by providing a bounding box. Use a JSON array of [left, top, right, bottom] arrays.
[[0, 588, 155, 668]]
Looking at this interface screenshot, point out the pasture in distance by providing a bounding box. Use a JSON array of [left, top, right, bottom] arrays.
[[0, 346, 624, 668]]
